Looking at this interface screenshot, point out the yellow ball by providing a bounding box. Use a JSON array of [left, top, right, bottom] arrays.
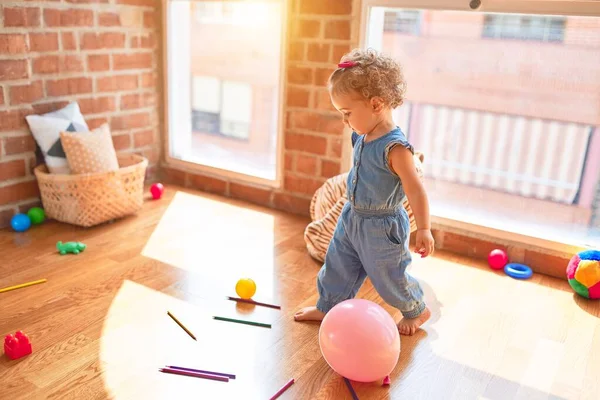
[[235, 278, 256, 299]]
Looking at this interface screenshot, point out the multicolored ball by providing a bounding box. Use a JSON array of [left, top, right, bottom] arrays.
[[567, 250, 600, 299]]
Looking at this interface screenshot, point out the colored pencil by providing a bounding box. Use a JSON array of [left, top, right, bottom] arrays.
[[167, 311, 197, 340], [227, 296, 281, 310], [159, 367, 229, 382], [166, 365, 236, 379], [0, 279, 47, 294], [344, 378, 359, 400], [269, 378, 295, 400], [213, 316, 271, 329]]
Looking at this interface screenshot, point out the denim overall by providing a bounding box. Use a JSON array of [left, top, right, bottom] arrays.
[[316, 128, 426, 318]]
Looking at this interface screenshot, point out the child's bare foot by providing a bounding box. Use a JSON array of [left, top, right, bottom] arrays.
[[397, 307, 431, 336], [294, 306, 325, 322]]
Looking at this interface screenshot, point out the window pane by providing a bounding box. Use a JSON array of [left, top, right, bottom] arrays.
[[167, 1, 283, 181], [366, 8, 600, 247], [192, 76, 220, 113], [482, 14, 566, 42]]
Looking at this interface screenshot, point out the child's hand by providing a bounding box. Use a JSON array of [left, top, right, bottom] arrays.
[[415, 229, 435, 258]]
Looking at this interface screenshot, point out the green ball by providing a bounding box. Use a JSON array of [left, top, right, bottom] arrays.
[[27, 207, 46, 225]]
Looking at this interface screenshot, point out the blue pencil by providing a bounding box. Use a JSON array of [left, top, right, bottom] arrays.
[[344, 378, 359, 400]]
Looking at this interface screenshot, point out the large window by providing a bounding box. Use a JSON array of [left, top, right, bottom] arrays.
[[165, 1, 285, 183], [363, 3, 600, 248]]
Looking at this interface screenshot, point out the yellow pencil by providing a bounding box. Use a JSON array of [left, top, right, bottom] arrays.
[[0, 279, 47, 294], [167, 311, 197, 341]]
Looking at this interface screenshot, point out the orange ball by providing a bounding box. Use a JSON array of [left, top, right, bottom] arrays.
[[235, 278, 256, 299]]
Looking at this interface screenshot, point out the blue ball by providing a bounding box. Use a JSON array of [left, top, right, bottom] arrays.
[[11, 213, 31, 232]]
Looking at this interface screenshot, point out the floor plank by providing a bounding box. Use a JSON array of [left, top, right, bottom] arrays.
[[1, 186, 599, 399]]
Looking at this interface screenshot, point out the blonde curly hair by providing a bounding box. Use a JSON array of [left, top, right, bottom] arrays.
[[328, 48, 406, 109]]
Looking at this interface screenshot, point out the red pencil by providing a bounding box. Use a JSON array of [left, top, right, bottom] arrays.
[[159, 367, 229, 382], [269, 378, 295, 400]]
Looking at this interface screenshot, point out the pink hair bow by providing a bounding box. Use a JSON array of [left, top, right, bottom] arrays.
[[338, 61, 357, 68]]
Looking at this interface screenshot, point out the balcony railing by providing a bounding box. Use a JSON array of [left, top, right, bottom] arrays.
[[397, 103, 595, 205]]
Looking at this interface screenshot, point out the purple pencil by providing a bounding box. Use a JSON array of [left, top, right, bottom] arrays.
[[269, 378, 295, 400], [166, 365, 236, 379], [159, 367, 229, 382]]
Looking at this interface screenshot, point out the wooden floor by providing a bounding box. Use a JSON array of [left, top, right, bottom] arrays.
[[1, 186, 599, 400]]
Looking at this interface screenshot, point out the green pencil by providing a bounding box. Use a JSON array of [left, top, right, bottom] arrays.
[[213, 316, 271, 329]]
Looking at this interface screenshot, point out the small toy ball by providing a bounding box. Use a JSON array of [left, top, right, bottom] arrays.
[[504, 263, 533, 279], [319, 299, 400, 382], [150, 183, 164, 200], [235, 278, 256, 299], [27, 207, 46, 225], [11, 214, 31, 232], [567, 249, 600, 299], [488, 249, 508, 270]]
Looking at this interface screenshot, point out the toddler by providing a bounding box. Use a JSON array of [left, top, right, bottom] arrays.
[[294, 48, 434, 335]]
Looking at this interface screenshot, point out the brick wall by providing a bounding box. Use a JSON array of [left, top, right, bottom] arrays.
[[162, 0, 358, 216], [0, 0, 161, 228]]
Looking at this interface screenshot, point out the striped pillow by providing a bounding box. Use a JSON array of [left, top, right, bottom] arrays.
[[304, 152, 425, 262]]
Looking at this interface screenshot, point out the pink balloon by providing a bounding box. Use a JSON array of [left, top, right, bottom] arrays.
[[319, 299, 400, 382]]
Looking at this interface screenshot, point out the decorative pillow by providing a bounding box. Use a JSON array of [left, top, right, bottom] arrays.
[[60, 123, 119, 174], [25, 102, 89, 174]]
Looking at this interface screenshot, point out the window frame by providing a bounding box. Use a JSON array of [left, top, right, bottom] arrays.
[[161, 0, 289, 188], [358, 0, 600, 252]]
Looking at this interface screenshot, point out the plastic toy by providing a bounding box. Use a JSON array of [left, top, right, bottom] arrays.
[[235, 278, 256, 299], [4, 331, 32, 360], [319, 299, 400, 383], [504, 263, 533, 280], [57, 241, 86, 255], [27, 207, 46, 225], [567, 249, 600, 299], [11, 214, 31, 232], [383, 376, 391, 386], [150, 183, 164, 200], [488, 249, 508, 270]]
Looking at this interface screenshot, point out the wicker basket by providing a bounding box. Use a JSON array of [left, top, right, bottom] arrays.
[[34, 154, 148, 227]]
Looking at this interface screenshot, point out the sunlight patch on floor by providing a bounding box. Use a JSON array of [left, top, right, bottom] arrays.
[[141, 190, 276, 294], [100, 280, 283, 399], [415, 256, 595, 398]]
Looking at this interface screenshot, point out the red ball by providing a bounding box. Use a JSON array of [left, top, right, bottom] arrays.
[[150, 183, 164, 200], [488, 249, 508, 270]]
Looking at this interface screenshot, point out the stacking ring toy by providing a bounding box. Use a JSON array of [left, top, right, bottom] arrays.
[[504, 263, 533, 279]]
